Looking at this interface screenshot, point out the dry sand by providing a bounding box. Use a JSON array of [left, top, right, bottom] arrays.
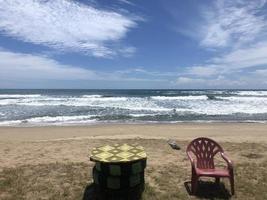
[[0, 123, 267, 142], [1, 123, 267, 199], [0, 123, 266, 169]]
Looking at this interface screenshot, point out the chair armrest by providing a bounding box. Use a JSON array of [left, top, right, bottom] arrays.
[[187, 151, 196, 167], [220, 152, 233, 170]]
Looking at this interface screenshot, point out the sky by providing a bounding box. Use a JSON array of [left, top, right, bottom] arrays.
[[0, 0, 267, 89]]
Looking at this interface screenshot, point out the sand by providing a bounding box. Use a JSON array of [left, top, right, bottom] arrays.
[[1, 123, 267, 199], [0, 123, 266, 169], [0, 123, 267, 142]]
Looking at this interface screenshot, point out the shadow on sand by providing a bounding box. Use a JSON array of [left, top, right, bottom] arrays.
[[184, 180, 232, 200], [83, 183, 144, 200]]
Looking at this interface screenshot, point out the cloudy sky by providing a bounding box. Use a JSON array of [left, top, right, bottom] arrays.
[[0, 0, 267, 89]]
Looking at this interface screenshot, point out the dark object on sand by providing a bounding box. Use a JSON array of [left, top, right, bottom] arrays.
[[167, 139, 181, 150], [186, 137, 235, 195]]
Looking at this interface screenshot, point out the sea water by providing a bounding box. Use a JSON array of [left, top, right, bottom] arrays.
[[0, 89, 267, 126]]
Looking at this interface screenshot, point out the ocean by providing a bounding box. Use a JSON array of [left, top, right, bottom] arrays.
[[0, 89, 267, 126]]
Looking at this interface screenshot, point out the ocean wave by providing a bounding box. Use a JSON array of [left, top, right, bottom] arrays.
[[151, 95, 208, 100], [0, 120, 22, 126], [84, 97, 128, 101], [0, 94, 42, 98], [0, 99, 20, 105], [81, 95, 103, 98], [216, 96, 267, 101], [0, 96, 128, 106], [236, 91, 267, 96], [28, 115, 96, 122], [1, 112, 267, 126], [180, 90, 229, 95], [128, 113, 158, 117], [1, 94, 267, 114], [0, 115, 97, 126], [1, 90, 267, 126], [0, 96, 171, 111]]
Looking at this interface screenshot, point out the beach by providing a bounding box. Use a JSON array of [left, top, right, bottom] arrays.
[[1, 0, 267, 199], [1, 123, 267, 199], [1, 123, 267, 142]]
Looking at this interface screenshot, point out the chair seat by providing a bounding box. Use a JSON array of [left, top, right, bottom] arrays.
[[196, 168, 230, 177]]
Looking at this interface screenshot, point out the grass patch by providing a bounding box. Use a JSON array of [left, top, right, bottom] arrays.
[[0, 140, 267, 200], [0, 163, 90, 200], [241, 153, 264, 159], [1, 160, 267, 200]]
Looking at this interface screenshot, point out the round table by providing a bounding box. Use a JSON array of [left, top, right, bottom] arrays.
[[90, 143, 147, 163], [90, 143, 147, 199]]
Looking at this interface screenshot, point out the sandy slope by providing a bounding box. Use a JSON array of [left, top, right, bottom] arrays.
[[0, 123, 267, 142]]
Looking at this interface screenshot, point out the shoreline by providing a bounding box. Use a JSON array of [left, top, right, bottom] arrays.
[[1, 122, 267, 142], [0, 119, 267, 128]]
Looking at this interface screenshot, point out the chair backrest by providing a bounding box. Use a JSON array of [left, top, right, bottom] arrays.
[[186, 137, 223, 169]]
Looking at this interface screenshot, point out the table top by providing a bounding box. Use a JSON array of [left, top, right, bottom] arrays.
[[90, 143, 147, 163]]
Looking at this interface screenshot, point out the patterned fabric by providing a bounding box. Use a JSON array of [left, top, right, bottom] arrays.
[[93, 167, 145, 190], [90, 143, 147, 163], [95, 159, 146, 176]]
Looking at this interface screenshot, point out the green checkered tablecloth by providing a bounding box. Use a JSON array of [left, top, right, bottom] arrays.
[[90, 144, 147, 190], [90, 143, 147, 163], [93, 167, 144, 190]]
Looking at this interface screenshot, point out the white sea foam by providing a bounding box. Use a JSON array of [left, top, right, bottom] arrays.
[[81, 95, 103, 98], [129, 113, 158, 117], [0, 115, 97, 126], [236, 91, 267, 96], [0, 99, 21, 105], [180, 91, 226, 95], [0, 120, 22, 126], [1, 94, 267, 115], [0, 96, 171, 111], [184, 100, 267, 115], [27, 115, 97, 123], [216, 96, 267, 102], [1, 91, 267, 126], [83, 97, 128, 101], [0, 94, 41, 98], [151, 95, 208, 100]]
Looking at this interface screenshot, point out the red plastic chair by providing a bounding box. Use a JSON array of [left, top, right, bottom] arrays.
[[186, 137, 234, 195]]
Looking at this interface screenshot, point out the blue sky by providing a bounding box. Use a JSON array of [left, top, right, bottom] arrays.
[[0, 0, 267, 89]]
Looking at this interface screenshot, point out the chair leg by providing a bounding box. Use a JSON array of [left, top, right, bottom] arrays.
[[215, 177, 220, 185], [229, 175, 235, 195], [191, 174, 198, 194]]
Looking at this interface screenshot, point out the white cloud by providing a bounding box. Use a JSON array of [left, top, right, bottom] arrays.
[[113, 68, 177, 78], [0, 0, 139, 57], [178, 40, 267, 87], [175, 76, 238, 88], [212, 42, 267, 69], [176, 77, 205, 84], [176, 76, 249, 89], [183, 41, 267, 76], [173, 0, 267, 88], [0, 49, 169, 88], [200, 0, 267, 48], [254, 69, 267, 76], [0, 49, 98, 81], [118, 0, 135, 6]]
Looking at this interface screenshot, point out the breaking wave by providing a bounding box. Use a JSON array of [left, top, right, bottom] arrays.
[[0, 89, 267, 126]]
